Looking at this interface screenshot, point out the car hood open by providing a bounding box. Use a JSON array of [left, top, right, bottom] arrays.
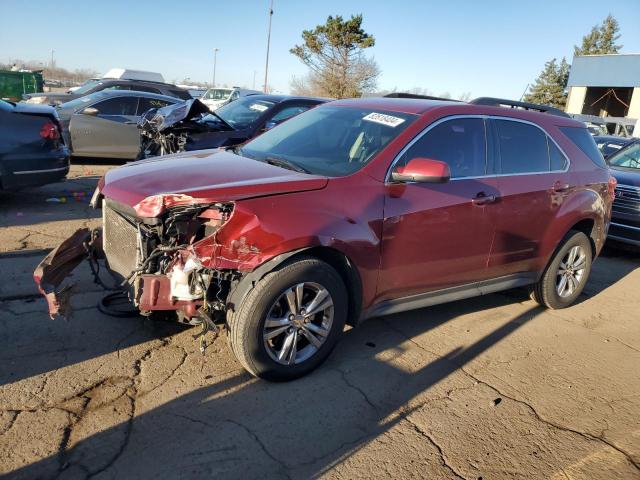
[[101, 150, 328, 216]]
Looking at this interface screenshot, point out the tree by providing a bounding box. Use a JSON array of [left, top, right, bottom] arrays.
[[290, 14, 380, 98], [523, 57, 570, 108], [574, 14, 622, 55]]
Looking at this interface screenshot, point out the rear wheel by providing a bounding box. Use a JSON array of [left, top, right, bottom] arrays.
[[228, 257, 347, 381], [530, 230, 592, 309]]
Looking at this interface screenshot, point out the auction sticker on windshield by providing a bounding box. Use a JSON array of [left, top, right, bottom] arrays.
[[250, 103, 269, 112], [363, 112, 405, 127]]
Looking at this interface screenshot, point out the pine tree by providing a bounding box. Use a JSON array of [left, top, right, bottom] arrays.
[[574, 14, 622, 55], [523, 58, 569, 109]]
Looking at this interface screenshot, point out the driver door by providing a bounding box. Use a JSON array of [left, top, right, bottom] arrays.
[[378, 117, 499, 301], [70, 96, 140, 158]]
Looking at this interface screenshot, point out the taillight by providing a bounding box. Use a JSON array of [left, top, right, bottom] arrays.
[[40, 122, 60, 140], [608, 176, 617, 201]]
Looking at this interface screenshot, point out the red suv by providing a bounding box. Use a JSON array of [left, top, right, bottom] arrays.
[[35, 97, 614, 381]]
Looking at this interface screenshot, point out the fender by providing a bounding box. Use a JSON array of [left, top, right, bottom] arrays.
[[536, 186, 607, 272]]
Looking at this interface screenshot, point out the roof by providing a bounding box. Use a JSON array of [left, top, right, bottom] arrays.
[[330, 97, 457, 114], [81, 89, 180, 103], [567, 54, 640, 88], [241, 94, 328, 104]]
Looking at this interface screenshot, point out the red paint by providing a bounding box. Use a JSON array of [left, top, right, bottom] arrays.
[[97, 99, 612, 314]]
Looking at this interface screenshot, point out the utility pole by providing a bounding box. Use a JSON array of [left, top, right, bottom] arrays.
[[253, 70, 257, 90], [263, 0, 274, 93], [212, 48, 219, 87], [50, 49, 55, 68]]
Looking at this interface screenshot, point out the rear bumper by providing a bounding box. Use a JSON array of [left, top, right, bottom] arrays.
[[1, 146, 70, 189]]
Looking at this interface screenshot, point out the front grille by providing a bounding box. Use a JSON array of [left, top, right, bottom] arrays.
[[103, 200, 140, 279], [612, 184, 640, 214]]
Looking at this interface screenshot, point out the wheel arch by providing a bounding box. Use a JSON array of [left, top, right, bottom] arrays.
[[226, 246, 363, 327]]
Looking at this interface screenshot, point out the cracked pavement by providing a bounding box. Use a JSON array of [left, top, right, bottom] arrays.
[[1, 161, 639, 479]]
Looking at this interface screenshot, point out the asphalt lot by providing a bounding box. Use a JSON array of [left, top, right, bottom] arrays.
[[0, 161, 639, 479]]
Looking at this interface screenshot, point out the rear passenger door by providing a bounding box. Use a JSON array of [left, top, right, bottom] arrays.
[[488, 118, 571, 277]]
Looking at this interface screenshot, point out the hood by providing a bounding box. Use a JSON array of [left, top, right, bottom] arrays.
[[610, 166, 640, 188], [101, 150, 328, 215], [140, 98, 217, 133]]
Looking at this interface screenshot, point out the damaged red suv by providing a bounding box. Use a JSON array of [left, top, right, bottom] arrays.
[[35, 97, 614, 381]]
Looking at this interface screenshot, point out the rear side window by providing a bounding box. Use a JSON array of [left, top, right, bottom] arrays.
[[494, 120, 548, 174], [399, 118, 486, 178], [560, 126, 606, 168], [548, 139, 568, 171]]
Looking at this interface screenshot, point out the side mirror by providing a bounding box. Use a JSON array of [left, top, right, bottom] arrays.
[[391, 157, 451, 183], [81, 107, 99, 116]]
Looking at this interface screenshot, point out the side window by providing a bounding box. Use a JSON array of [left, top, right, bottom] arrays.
[[137, 98, 173, 115], [548, 138, 568, 171], [92, 97, 139, 116], [270, 105, 310, 124], [560, 126, 607, 168], [494, 120, 549, 174], [399, 118, 486, 178]]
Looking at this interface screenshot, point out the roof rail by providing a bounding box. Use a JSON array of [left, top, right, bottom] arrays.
[[469, 97, 570, 118], [384, 92, 461, 102]]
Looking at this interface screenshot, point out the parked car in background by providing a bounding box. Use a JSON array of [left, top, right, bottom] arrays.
[[606, 138, 640, 246], [36, 97, 613, 381], [138, 94, 326, 158], [23, 69, 191, 106], [594, 135, 635, 159], [0, 100, 69, 189], [56, 90, 180, 160], [200, 87, 261, 111]]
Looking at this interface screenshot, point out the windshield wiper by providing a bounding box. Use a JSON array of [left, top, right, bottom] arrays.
[[265, 157, 310, 174]]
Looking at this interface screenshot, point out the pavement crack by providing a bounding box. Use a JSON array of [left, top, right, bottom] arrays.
[[403, 417, 468, 479], [332, 368, 379, 412], [1, 410, 20, 435]]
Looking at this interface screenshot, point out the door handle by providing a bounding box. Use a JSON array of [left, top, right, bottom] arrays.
[[124, 121, 137, 125], [553, 181, 571, 193], [472, 192, 497, 206]]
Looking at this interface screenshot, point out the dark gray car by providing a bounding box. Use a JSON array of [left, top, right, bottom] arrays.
[[0, 100, 69, 189], [22, 78, 192, 106], [57, 90, 180, 160]]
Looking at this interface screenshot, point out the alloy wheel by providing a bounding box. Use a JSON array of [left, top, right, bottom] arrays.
[[263, 282, 334, 365], [556, 245, 587, 298]]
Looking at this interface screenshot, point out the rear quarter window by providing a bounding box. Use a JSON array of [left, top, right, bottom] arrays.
[[560, 126, 606, 168]]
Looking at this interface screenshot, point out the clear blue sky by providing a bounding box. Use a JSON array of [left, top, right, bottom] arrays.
[[1, 0, 639, 98]]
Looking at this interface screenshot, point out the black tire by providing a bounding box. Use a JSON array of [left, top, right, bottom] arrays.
[[228, 257, 347, 381], [530, 230, 592, 309]]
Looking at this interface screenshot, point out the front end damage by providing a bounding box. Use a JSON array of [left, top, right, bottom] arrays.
[[34, 195, 253, 326]]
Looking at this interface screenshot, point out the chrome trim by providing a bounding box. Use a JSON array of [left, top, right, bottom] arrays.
[[13, 166, 68, 175], [385, 114, 571, 183], [610, 222, 640, 232]]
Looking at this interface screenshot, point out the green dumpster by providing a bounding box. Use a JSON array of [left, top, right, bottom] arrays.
[[0, 70, 44, 101]]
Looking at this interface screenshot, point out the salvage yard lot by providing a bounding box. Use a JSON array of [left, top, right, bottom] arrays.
[[1, 161, 639, 479]]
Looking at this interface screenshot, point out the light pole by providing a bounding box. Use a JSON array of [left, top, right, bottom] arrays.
[[263, 0, 273, 93], [212, 48, 220, 87]]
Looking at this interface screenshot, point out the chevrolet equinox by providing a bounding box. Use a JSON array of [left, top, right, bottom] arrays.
[[35, 97, 615, 381]]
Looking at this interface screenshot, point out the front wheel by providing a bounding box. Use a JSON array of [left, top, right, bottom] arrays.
[[530, 230, 592, 309], [228, 257, 347, 381]]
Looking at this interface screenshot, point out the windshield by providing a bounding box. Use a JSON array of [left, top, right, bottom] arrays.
[[73, 79, 102, 95], [213, 97, 276, 129], [203, 88, 232, 101], [608, 142, 640, 170], [240, 105, 417, 177]]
